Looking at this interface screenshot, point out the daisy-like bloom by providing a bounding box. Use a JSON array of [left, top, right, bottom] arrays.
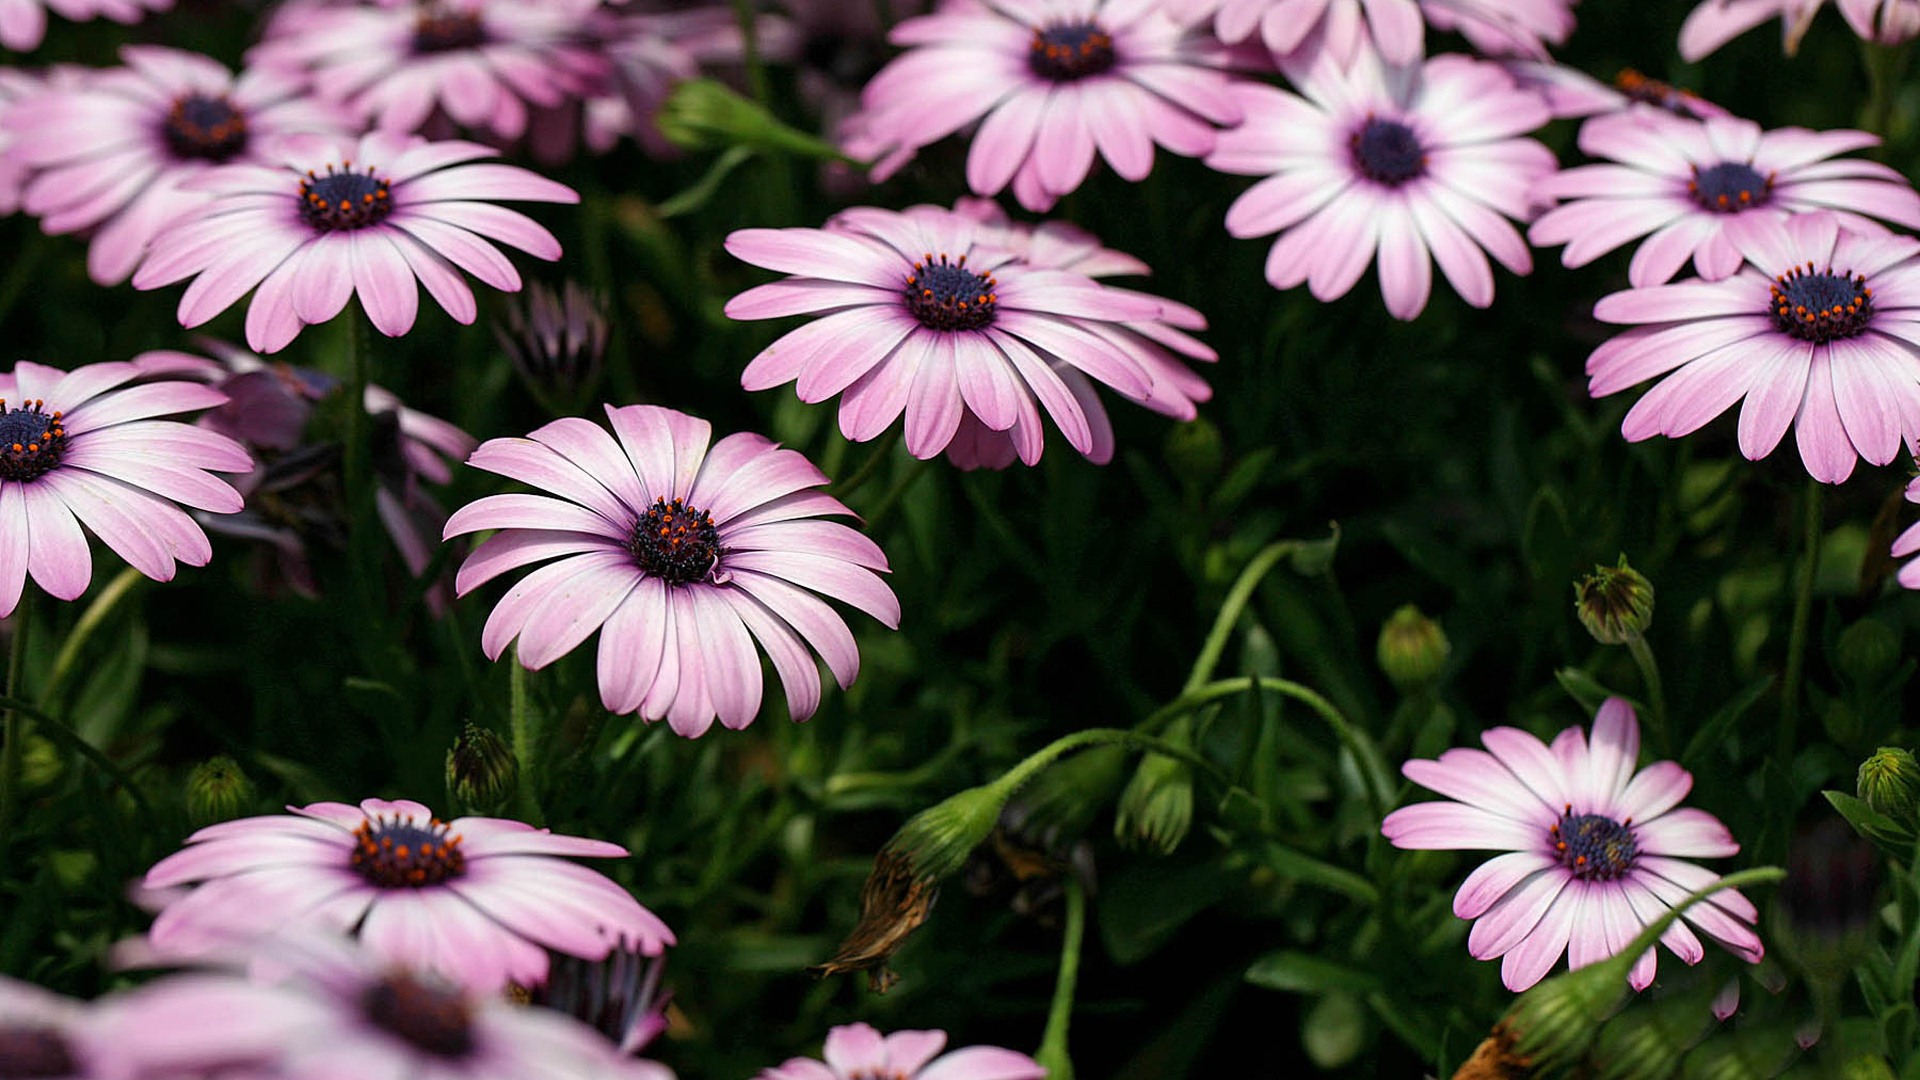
[[761, 1023, 1044, 1080], [248, 0, 607, 142], [1207, 44, 1553, 320], [1381, 698, 1764, 992], [140, 797, 674, 995], [5, 47, 350, 286], [0, 977, 101, 1078], [0, 360, 249, 620], [1500, 63, 1731, 122], [1187, 0, 1426, 64], [726, 205, 1172, 465], [444, 405, 900, 737], [534, 940, 670, 1058], [1530, 110, 1920, 288], [1586, 212, 1920, 484], [842, 0, 1243, 212], [0, 0, 170, 53], [1419, 0, 1578, 58], [131, 130, 576, 354], [1678, 0, 1915, 58], [1889, 476, 1920, 588]]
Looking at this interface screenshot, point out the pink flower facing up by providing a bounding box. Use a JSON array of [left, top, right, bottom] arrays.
[[1207, 44, 1553, 320], [1381, 698, 1764, 992], [0, 361, 249, 619], [0, 0, 170, 53], [1890, 476, 1920, 588], [5, 47, 350, 286], [1531, 110, 1920, 288], [141, 797, 673, 995], [761, 1022, 1044, 1080], [726, 205, 1173, 466], [1587, 211, 1920, 484], [131, 130, 577, 354], [444, 405, 900, 737], [844, 0, 1243, 212], [1678, 0, 1915, 58]]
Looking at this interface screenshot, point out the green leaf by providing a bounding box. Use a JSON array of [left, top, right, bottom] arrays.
[[1680, 675, 1774, 768], [1824, 790, 1916, 857], [1555, 667, 1622, 715], [1246, 950, 1382, 995], [1098, 857, 1243, 966]]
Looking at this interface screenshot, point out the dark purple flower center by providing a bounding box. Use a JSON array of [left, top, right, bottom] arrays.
[[300, 163, 394, 232], [1770, 263, 1873, 343], [904, 254, 997, 331], [1688, 162, 1773, 213], [413, 6, 486, 53], [1350, 117, 1426, 186], [1550, 808, 1637, 881], [0, 1025, 77, 1079], [349, 815, 466, 888], [628, 496, 722, 585], [362, 972, 475, 1058], [0, 399, 65, 484], [164, 94, 249, 162], [1027, 21, 1116, 81]]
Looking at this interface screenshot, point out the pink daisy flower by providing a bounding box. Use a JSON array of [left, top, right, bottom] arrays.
[[141, 797, 673, 995], [1888, 475, 1920, 588], [1381, 698, 1764, 992], [1206, 44, 1554, 320], [1420, 0, 1578, 58], [1586, 211, 1920, 484], [247, 0, 607, 142], [444, 405, 900, 737], [0, 360, 250, 620], [4, 46, 350, 285], [1187, 0, 1426, 64], [843, 0, 1243, 212], [1530, 110, 1920, 288], [725, 205, 1172, 465], [1678, 0, 1913, 58], [761, 1022, 1044, 1080], [0, 0, 170, 54], [130, 130, 577, 354], [1500, 62, 1732, 122]]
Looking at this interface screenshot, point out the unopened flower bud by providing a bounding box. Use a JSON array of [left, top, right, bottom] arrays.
[[185, 756, 255, 827], [1377, 605, 1449, 689], [1836, 619, 1901, 686], [888, 783, 1005, 882], [20, 734, 62, 792], [446, 723, 519, 816], [495, 282, 608, 414], [1842, 1055, 1898, 1080], [1115, 745, 1193, 855], [657, 79, 845, 160], [1162, 418, 1224, 486], [1858, 747, 1920, 825], [1574, 556, 1654, 645]]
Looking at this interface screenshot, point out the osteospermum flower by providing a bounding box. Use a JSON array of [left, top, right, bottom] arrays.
[[131, 130, 576, 354], [726, 205, 1171, 465], [5, 46, 350, 285], [1500, 62, 1731, 121], [1421, 0, 1578, 57], [1679, 0, 1916, 58], [0, 0, 171, 53], [1586, 211, 1920, 484], [1186, 0, 1425, 64], [1530, 110, 1920, 287], [1207, 44, 1553, 320], [842, 0, 1243, 212], [444, 405, 900, 737], [1889, 476, 1920, 588], [761, 1022, 1044, 1080], [1381, 698, 1763, 991], [0, 360, 249, 619], [141, 797, 673, 994]]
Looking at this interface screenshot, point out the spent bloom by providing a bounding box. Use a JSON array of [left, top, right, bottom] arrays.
[[444, 404, 900, 737], [1530, 110, 1920, 287], [0, 360, 250, 619], [132, 130, 577, 354], [5, 46, 350, 285], [843, 0, 1243, 212], [0, 0, 171, 53], [140, 797, 673, 995], [1381, 698, 1764, 991], [1207, 44, 1554, 320], [1585, 211, 1920, 484], [760, 1022, 1044, 1080]]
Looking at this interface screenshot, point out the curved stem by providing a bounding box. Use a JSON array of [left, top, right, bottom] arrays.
[[0, 590, 31, 855], [1185, 540, 1294, 694], [40, 567, 143, 712], [1624, 632, 1670, 758], [1779, 478, 1823, 767], [830, 428, 900, 500], [1034, 877, 1086, 1080]]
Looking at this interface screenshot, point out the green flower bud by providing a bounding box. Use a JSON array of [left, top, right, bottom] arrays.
[[1574, 556, 1655, 645], [887, 782, 1005, 881], [1019, 743, 1127, 839], [1836, 619, 1901, 686], [1115, 743, 1193, 855], [1162, 417, 1224, 486], [1857, 747, 1920, 825], [1842, 1055, 1899, 1080], [656, 79, 845, 160], [20, 734, 62, 792], [446, 723, 519, 817], [1376, 605, 1449, 689], [185, 756, 255, 828]]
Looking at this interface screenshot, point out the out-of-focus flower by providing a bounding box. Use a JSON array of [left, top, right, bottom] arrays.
[[1207, 44, 1553, 320], [140, 797, 673, 994], [1188, 0, 1425, 63], [445, 404, 899, 737], [5, 47, 350, 285], [1574, 556, 1654, 646], [132, 130, 576, 354], [0, 360, 249, 619], [1377, 604, 1450, 688], [1421, 0, 1578, 57], [0, 0, 171, 53], [1382, 697, 1764, 991], [1585, 212, 1920, 484], [1681, 0, 1919, 58], [0, 977, 103, 1079], [1775, 817, 1879, 979], [1889, 475, 1920, 589], [966, 799, 1099, 926], [842, 0, 1242, 212], [760, 1022, 1044, 1080], [533, 938, 670, 1058], [494, 281, 608, 416], [1500, 63, 1732, 122], [1531, 111, 1920, 287]]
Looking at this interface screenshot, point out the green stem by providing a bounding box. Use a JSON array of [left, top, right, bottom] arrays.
[[830, 428, 900, 500], [509, 649, 544, 825], [1780, 478, 1823, 766], [864, 457, 934, 532], [0, 590, 31, 856], [729, 0, 770, 105], [1186, 540, 1294, 693], [1034, 878, 1086, 1080], [40, 567, 143, 712], [343, 312, 369, 504], [1624, 632, 1670, 758]]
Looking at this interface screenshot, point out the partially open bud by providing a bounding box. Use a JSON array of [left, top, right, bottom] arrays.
[[185, 756, 254, 828], [1574, 556, 1655, 645], [494, 282, 607, 416], [1857, 747, 1920, 827], [1377, 605, 1449, 689], [445, 723, 519, 817], [1115, 720, 1194, 855]]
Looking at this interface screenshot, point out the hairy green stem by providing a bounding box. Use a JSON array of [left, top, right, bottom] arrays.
[[1779, 478, 1822, 766], [0, 590, 30, 856], [509, 649, 544, 825], [40, 567, 143, 712], [1186, 540, 1294, 693], [729, 0, 769, 104], [1034, 878, 1086, 1080], [1624, 632, 1670, 758]]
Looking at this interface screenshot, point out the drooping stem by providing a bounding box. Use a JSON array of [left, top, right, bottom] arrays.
[[1034, 877, 1087, 1080], [0, 590, 33, 856], [509, 648, 544, 825], [1186, 538, 1302, 693], [1779, 478, 1823, 766], [729, 0, 770, 105], [1624, 632, 1670, 758], [40, 567, 143, 713]]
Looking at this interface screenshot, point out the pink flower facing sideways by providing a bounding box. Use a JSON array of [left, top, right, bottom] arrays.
[[0, 0, 170, 54], [1381, 698, 1763, 992], [141, 797, 673, 995], [131, 130, 577, 354], [1207, 44, 1554, 320], [445, 405, 900, 738], [1530, 109, 1920, 287], [1889, 475, 1920, 589], [0, 361, 249, 619], [761, 1022, 1044, 1080], [1680, 0, 1920, 59], [844, 0, 1243, 212], [1587, 211, 1920, 484]]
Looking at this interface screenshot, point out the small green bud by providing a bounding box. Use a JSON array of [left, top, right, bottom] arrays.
[[656, 79, 845, 160], [1824, 698, 1867, 747], [1115, 745, 1193, 855], [1505, 959, 1624, 1072], [1836, 619, 1901, 686], [1857, 747, 1920, 825], [20, 734, 62, 792], [1841, 1055, 1899, 1080], [1574, 556, 1655, 645], [1162, 417, 1224, 485], [887, 782, 1006, 881], [446, 723, 519, 816], [1376, 605, 1449, 689], [1019, 743, 1127, 838], [185, 756, 255, 828]]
